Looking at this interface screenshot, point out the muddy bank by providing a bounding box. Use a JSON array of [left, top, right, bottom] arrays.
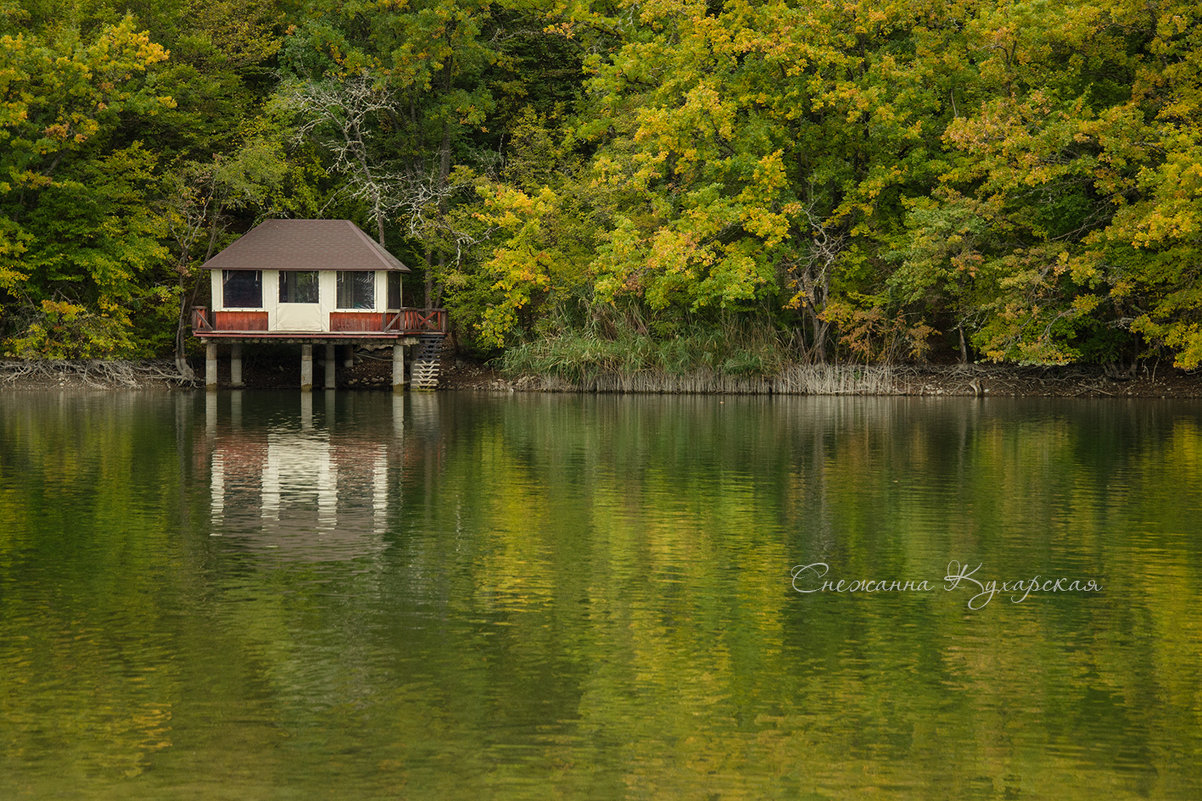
[[442, 360, 1202, 399], [4, 357, 1201, 398]]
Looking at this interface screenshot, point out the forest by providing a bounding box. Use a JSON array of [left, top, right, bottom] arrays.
[[2, 0, 1201, 377]]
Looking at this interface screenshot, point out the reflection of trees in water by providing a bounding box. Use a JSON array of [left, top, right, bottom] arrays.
[[371, 393, 1200, 799], [4, 392, 1198, 795]]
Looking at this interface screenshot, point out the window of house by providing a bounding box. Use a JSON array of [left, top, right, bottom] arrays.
[[387, 271, 402, 309], [279, 271, 319, 303], [223, 271, 262, 308], [337, 271, 375, 309]]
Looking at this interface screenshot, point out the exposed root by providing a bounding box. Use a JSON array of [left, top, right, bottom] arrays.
[[0, 359, 197, 390]]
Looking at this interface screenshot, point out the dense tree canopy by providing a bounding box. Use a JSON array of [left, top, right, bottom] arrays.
[[1, 0, 1201, 371]]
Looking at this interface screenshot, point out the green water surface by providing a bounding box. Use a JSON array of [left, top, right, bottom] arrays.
[[1, 390, 1200, 799]]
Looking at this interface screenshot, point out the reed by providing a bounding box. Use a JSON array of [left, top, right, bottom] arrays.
[[515, 364, 901, 395], [501, 327, 904, 394]]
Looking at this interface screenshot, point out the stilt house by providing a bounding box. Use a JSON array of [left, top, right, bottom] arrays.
[[191, 219, 446, 390]]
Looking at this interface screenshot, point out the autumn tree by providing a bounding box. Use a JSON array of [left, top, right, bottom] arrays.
[[0, 17, 177, 357]]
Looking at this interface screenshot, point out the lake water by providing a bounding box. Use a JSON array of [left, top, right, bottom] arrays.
[[1, 390, 1201, 799]]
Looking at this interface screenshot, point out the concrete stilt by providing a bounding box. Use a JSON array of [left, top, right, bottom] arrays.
[[301, 344, 313, 391], [230, 343, 243, 388], [343, 345, 355, 368], [206, 342, 218, 390], [392, 342, 405, 392], [324, 343, 336, 389]]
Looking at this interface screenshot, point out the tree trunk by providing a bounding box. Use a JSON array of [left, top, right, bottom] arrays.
[[374, 194, 386, 247], [174, 288, 196, 381], [425, 74, 453, 308], [173, 199, 224, 380], [811, 312, 828, 364], [423, 250, 434, 308]]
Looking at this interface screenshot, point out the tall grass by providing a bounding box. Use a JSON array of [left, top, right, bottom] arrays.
[[499, 323, 902, 395]]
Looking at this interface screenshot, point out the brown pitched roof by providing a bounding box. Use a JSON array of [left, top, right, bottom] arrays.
[[202, 219, 410, 272]]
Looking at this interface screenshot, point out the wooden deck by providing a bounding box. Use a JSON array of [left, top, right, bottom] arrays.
[[191, 307, 447, 340], [193, 306, 448, 391]]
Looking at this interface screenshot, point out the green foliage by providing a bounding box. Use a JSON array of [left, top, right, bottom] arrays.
[[5, 299, 137, 358], [441, 109, 597, 350], [4, 0, 1202, 369], [0, 18, 176, 357]]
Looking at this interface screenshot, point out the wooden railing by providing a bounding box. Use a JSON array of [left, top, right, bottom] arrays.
[[386, 308, 447, 334], [330, 312, 388, 332], [191, 306, 213, 333], [192, 306, 447, 335]]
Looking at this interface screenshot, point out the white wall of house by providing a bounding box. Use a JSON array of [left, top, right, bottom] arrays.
[[211, 270, 395, 331], [210, 269, 221, 314]]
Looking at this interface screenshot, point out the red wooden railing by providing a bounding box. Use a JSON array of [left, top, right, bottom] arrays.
[[192, 306, 447, 335], [386, 308, 447, 334], [191, 306, 213, 332], [215, 311, 269, 330], [330, 312, 388, 332]]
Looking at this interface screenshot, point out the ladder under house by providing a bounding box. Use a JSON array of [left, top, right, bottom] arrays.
[[410, 334, 445, 390]]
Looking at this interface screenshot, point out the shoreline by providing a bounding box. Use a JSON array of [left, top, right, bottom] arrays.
[[3, 357, 1202, 398], [443, 361, 1202, 398], [0, 359, 196, 391]]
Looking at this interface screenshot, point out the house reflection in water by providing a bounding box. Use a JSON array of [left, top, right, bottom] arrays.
[[205, 392, 408, 562]]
